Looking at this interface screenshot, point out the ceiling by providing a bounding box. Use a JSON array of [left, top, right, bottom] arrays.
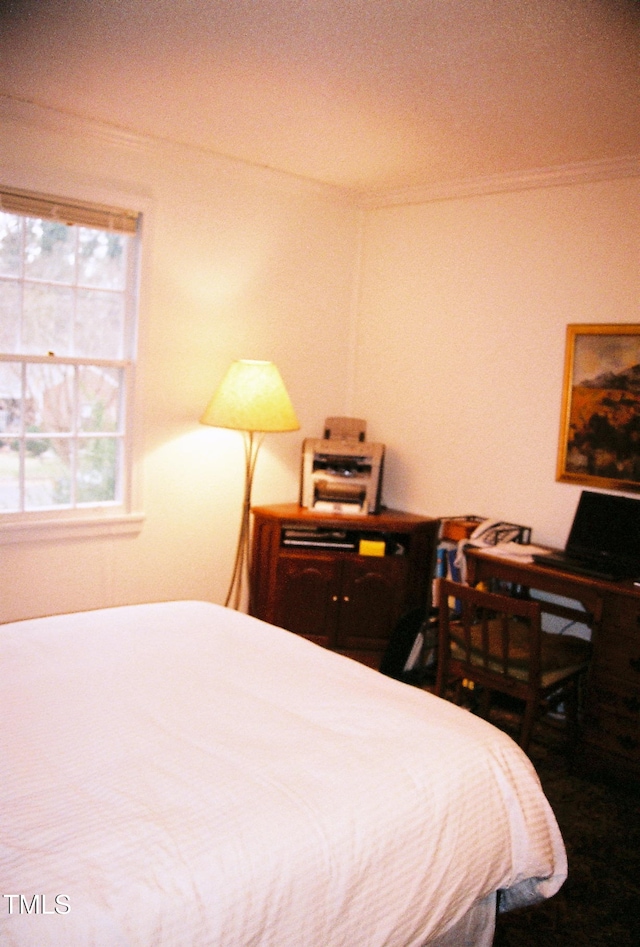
[[1, 0, 639, 197]]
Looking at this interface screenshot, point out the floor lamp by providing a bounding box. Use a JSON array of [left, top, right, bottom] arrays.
[[200, 359, 300, 610]]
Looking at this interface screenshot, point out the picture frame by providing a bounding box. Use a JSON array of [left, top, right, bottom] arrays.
[[557, 324, 640, 493]]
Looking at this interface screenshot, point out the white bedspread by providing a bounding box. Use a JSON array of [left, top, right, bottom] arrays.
[[0, 601, 566, 946]]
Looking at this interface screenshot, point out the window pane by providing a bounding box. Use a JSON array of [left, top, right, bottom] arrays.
[[26, 362, 74, 434], [24, 445, 70, 510], [78, 366, 121, 432], [78, 228, 127, 290], [0, 212, 22, 277], [0, 362, 22, 435], [0, 446, 19, 511], [75, 289, 124, 359], [0, 280, 21, 351], [0, 363, 21, 512], [24, 218, 75, 283], [23, 283, 74, 355], [0, 190, 137, 518], [77, 437, 119, 503]]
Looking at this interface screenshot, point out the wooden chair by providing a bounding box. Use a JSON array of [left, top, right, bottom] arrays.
[[435, 578, 592, 754]]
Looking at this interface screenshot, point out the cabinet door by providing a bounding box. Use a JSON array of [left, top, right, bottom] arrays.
[[336, 556, 408, 652], [273, 555, 340, 647]]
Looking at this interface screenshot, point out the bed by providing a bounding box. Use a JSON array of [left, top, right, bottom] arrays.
[[0, 600, 566, 947]]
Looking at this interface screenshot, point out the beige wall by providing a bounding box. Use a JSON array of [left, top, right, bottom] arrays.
[[1, 102, 639, 622], [353, 177, 640, 546], [0, 103, 362, 621]]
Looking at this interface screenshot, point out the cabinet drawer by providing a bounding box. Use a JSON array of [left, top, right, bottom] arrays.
[[594, 628, 640, 683], [603, 595, 640, 633], [587, 672, 640, 725], [582, 703, 640, 763], [584, 669, 639, 763]]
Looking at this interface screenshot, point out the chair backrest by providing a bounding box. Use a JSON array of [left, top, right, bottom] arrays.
[[436, 578, 544, 696]]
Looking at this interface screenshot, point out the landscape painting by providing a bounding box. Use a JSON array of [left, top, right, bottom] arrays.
[[557, 324, 640, 493]]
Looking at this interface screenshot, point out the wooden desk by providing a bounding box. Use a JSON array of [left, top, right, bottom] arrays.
[[466, 547, 640, 782]]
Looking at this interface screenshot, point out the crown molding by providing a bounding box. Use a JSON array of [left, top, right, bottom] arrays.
[[3, 95, 638, 209], [0, 95, 160, 154], [0, 95, 358, 205], [357, 155, 640, 209]]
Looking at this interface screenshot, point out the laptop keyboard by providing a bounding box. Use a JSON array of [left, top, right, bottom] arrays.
[[534, 554, 626, 582]]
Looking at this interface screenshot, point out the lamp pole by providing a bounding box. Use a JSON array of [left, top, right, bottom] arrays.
[[225, 430, 263, 610]]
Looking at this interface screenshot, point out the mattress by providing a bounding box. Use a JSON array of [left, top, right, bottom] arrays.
[[0, 600, 566, 946]]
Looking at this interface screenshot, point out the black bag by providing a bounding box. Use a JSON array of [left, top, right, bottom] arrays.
[[379, 607, 436, 685]]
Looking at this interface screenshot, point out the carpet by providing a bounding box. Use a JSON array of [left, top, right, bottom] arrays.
[[490, 715, 640, 946]]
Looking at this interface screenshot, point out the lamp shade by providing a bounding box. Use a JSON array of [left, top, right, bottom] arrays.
[[200, 359, 300, 433]]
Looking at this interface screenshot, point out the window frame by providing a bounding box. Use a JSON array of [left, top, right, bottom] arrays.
[[0, 187, 143, 543]]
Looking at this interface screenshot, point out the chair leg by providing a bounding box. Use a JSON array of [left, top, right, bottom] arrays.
[[454, 678, 464, 705], [478, 687, 491, 719], [563, 678, 580, 753], [519, 698, 537, 754]]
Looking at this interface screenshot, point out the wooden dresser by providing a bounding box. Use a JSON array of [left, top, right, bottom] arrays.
[[250, 504, 440, 669], [466, 547, 640, 782], [586, 590, 640, 777]]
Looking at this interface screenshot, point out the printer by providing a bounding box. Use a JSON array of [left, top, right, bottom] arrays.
[[300, 417, 385, 515]]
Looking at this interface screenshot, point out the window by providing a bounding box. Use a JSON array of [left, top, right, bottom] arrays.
[[0, 187, 140, 533]]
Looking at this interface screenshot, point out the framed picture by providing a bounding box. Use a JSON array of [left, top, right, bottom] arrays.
[[557, 324, 640, 492]]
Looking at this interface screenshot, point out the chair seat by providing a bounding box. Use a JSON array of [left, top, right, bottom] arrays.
[[450, 618, 592, 688]]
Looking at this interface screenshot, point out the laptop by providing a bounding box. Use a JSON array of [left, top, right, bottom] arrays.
[[532, 490, 640, 582]]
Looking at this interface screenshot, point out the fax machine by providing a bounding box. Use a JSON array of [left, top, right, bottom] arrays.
[[300, 417, 385, 515]]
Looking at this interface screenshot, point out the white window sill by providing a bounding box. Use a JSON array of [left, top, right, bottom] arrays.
[[0, 512, 145, 545]]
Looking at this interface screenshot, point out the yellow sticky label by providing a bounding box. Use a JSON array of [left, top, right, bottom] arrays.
[[359, 539, 386, 557]]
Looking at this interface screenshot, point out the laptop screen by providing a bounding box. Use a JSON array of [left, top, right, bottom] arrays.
[[566, 490, 640, 567]]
